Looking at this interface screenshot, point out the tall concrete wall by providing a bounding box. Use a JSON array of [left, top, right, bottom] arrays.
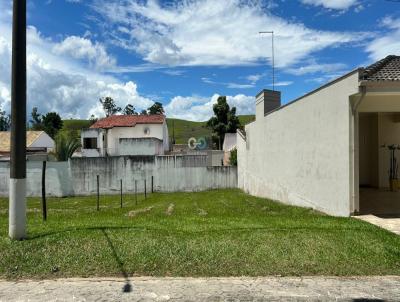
[[0, 155, 237, 197], [238, 72, 360, 217]]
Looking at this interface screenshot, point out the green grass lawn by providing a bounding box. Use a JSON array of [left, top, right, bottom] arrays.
[[0, 189, 399, 279]]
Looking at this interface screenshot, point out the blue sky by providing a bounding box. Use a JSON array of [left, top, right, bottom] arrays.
[[0, 0, 399, 121]]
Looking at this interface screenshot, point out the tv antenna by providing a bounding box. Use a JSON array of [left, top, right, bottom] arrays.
[[259, 31, 275, 91]]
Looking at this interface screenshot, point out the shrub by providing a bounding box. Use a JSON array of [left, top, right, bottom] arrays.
[[229, 148, 238, 166]]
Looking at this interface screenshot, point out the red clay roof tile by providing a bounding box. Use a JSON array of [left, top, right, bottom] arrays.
[[90, 115, 165, 129]]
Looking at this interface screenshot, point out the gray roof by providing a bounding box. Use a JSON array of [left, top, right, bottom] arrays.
[[361, 55, 400, 81]]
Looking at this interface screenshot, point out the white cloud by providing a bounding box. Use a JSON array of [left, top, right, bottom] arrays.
[[366, 17, 400, 61], [53, 36, 116, 70], [285, 62, 347, 75], [93, 0, 364, 68], [163, 69, 185, 76], [165, 94, 255, 121], [226, 83, 255, 89], [300, 0, 359, 10], [274, 81, 293, 86], [246, 74, 264, 84], [0, 22, 153, 118], [201, 77, 255, 89]]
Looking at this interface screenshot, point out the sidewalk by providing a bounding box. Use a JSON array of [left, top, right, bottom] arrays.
[[355, 214, 400, 235], [1, 276, 399, 301]]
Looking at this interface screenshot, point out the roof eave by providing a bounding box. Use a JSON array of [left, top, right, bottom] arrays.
[[359, 80, 400, 88]]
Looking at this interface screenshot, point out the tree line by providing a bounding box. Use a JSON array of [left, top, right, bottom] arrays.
[[98, 97, 164, 117], [0, 98, 165, 133]]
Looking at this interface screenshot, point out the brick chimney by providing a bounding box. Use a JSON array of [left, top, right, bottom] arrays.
[[255, 89, 281, 120]]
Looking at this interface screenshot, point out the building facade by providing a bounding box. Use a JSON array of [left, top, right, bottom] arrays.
[[80, 115, 169, 157], [0, 131, 54, 160], [238, 55, 400, 217]]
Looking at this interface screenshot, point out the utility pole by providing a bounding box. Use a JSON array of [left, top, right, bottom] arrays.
[[9, 0, 27, 240], [259, 31, 275, 91]]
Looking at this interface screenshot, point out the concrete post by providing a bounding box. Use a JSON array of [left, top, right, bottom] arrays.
[[9, 0, 27, 240]]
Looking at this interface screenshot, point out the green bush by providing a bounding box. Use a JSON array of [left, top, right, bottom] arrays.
[[229, 148, 237, 166]]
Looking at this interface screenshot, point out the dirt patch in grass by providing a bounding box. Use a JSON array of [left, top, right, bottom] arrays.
[[193, 201, 208, 216], [166, 203, 175, 216], [126, 206, 153, 217]]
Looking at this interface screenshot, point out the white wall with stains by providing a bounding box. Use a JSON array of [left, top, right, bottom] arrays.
[[0, 155, 237, 197]]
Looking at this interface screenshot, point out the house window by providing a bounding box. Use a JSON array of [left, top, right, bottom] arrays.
[[84, 137, 98, 149]]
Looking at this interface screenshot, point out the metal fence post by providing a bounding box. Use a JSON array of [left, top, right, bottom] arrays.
[[135, 180, 137, 205], [151, 176, 154, 193], [120, 179, 123, 208], [144, 179, 147, 199], [96, 175, 99, 211], [41, 161, 47, 221]]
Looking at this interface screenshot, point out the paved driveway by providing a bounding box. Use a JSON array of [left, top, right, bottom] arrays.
[[0, 276, 399, 301], [355, 214, 400, 235]]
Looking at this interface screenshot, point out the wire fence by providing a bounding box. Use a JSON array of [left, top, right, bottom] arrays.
[[39, 161, 156, 221]]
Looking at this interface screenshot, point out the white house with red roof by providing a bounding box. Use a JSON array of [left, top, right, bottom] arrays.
[[80, 115, 169, 157]]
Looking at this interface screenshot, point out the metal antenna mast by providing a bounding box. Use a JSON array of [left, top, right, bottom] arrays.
[[259, 31, 275, 91]]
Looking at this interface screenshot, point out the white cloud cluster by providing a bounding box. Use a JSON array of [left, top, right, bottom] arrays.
[[366, 17, 400, 61], [300, 0, 359, 10], [0, 23, 153, 118], [93, 0, 363, 68], [285, 62, 347, 75], [165, 94, 255, 121], [53, 36, 116, 70]]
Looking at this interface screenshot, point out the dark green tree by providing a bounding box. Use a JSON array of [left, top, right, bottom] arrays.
[[140, 109, 148, 115], [0, 107, 10, 131], [89, 114, 98, 126], [147, 102, 164, 115], [42, 112, 63, 139], [30, 107, 43, 130], [99, 97, 121, 117], [123, 104, 137, 115], [207, 96, 241, 149]]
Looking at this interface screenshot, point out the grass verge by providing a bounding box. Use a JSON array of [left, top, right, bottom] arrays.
[[0, 189, 399, 279]]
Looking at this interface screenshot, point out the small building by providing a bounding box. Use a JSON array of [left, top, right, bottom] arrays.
[[223, 133, 237, 165], [238, 55, 400, 217], [0, 131, 54, 160], [80, 115, 169, 157]]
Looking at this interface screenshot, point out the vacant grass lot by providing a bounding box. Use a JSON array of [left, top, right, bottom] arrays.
[[0, 189, 399, 279]]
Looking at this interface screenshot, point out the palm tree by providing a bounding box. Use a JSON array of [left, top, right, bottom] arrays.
[[55, 135, 80, 161]]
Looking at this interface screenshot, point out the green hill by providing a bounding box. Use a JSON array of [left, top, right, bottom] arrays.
[[62, 119, 92, 131], [238, 115, 256, 125], [167, 115, 255, 144], [61, 115, 255, 145]]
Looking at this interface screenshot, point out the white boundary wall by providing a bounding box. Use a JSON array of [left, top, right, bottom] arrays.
[[0, 156, 237, 197], [238, 72, 360, 216]]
